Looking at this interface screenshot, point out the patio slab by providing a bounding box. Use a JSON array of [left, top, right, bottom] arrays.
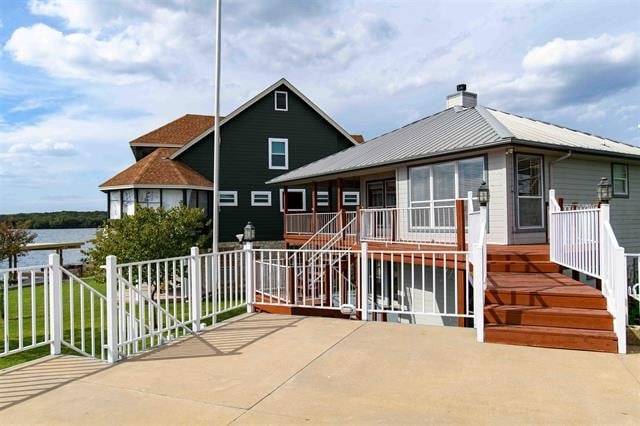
[[1, 313, 639, 425]]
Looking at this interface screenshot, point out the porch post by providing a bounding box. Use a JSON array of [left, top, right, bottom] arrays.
[[455, 199, 466, 327], [283, 186, 289, 236], [312, 182, 318, 232], [244, 241, 255, 313], [337, 178, 344, 228]]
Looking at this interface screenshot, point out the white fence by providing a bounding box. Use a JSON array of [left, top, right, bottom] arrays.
[[360, 205, 458, 245], [548, 189, 627, 353], [1, 255, 108, 361]]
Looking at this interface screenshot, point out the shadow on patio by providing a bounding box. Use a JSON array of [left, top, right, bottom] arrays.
[[129, 313, 304, 362], [0, 355, 107, 411]]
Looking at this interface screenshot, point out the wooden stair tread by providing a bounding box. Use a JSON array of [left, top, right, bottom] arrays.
[[487, 272, 602, 295], [485, 324, 616, 339], [484, 304, 611, 317]]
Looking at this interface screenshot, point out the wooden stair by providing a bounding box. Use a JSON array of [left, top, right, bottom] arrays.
[[483, 248, 617, 353], [484, 272, 618, 352]]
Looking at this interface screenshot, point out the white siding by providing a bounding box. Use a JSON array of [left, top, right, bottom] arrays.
[[487, 150, 508, 244], [552, 157, 640, 252]]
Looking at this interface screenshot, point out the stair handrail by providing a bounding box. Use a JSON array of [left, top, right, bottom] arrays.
[[468, 201, 487, 343], [292, 212, 341, 257]]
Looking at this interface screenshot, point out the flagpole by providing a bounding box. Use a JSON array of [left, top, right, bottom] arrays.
[[212, 0, 222, 253]]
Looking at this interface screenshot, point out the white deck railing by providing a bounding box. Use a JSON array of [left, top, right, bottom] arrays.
[[360, 204, 459, 245], [467, 200, 487, 342], [549, 189, 627, 353]]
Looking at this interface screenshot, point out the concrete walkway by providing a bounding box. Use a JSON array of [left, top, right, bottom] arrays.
[[1, 313, 639, 424]]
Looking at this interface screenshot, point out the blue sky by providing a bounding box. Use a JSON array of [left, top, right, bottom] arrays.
[[0, 0, 639, 214]]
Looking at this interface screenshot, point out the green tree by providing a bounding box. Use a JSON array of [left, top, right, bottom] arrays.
[[0, 220, 37, 318], [85, 206, 209, 287]]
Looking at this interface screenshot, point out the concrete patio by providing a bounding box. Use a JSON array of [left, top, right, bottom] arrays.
[[1, 313, 639, 425]]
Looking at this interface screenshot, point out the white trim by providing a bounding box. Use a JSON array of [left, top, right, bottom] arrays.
[[169, 78, 358, 160], [317, 190, 329, 207], [342, 191, 360, 206], [269, 138, 289, 170], [219, 191, 238, 207], [100, 184, 212, 192], [274, 91, 288, 111], [279, 188, 306, 212], [251, 191, 272, 206]]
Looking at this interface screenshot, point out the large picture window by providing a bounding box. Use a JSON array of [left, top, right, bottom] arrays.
[[138, 189, 161, 209], [280, 188, 306, 212], [409, 157, 485, 229]]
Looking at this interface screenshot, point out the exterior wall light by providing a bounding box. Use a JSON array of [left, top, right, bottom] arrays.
[[478, 181, 489, 207], [597, 177, 612, 204], [243, 221, 256, 242]]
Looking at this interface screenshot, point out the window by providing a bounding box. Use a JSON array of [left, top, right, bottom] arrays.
[[219, 191, 238, 206], [162, 189, 183, 210], [274, 91, 288, 111], [269, 138, 289, 170], [138, 189, 161, 209], [280, 188, 306, 212], [317, 191, 329, 207], [122, 189, 135, 215], [251, 191, 272, 206], [612, 163, 628, 197], [342, 191, 360, 206], [516, 154, 544, 229], [109, 191, 121, 219]]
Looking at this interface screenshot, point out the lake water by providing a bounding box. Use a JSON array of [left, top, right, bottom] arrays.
[[0, 228, 97, 268]]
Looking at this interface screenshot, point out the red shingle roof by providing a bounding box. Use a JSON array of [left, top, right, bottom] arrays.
[[129, 114, 221, 147], [100, 148, 212, 189]]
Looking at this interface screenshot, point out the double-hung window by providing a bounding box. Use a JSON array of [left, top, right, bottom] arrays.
[[612, 163, 628, 197], [269, 138, 288, 170]]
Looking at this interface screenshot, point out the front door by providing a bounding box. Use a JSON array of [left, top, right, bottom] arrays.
[[366, 180, 396, 208], [516, 154, 545, 230]]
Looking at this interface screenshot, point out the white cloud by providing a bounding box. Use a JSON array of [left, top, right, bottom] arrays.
[[486, 33, 640, 110], [7, 140, 75, 155]]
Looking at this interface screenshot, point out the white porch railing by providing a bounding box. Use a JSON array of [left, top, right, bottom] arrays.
[[548, 189, 627, 353], [360, 204, 459, 245], [467, 199, 487, 342], [285, 213, 314, 234]]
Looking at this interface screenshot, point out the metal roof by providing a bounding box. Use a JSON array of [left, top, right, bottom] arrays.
[[269, 105, 640, 184]]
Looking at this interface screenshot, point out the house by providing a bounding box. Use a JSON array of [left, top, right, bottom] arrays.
[[261, 84, 639, 353], [99, 78, 362, 242], [270, 84, 640, 253]]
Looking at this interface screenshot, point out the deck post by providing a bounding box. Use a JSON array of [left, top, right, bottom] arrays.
[[360, 242, 369, 321], [312, 182, 318, 233], [455, 199, 466, 327], [283, 186, 289, 236], [337, 179, 344, 228], [244, 241, 255, 313], [105, 255, 118, 363], [356, 206, 361, 242], [190, 247, 202, 332], [48, 254, 62, 356]]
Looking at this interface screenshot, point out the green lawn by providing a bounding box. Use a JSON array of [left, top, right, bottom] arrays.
[[0, 278, 246, 369]]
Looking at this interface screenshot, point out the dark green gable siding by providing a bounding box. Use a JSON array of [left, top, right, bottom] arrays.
[[177, 84, 355, 242]]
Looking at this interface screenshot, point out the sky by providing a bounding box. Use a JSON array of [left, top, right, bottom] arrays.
[[0, 0, 639, 214]]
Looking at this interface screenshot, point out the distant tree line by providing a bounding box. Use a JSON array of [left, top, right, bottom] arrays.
[[0, 211, 107, 229]]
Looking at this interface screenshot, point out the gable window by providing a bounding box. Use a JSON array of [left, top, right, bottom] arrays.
[[274, 91, 288, 111], [342, 191, 360, 206], [251, 191, 272, 206], [269, 138, 289, 170], [219, 191, 238, 206], [612, 163, 628, 197], [317, 191, 329, 207], [280, 188, 306, 212]]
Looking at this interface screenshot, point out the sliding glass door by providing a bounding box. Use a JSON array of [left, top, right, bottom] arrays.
[[516, 154, 544, 229]]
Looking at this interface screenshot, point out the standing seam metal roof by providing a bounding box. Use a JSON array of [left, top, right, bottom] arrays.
[[268, 105, 640, 184]]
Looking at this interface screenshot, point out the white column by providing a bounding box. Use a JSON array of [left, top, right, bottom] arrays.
[[360, 242, 369, 321], [190, 247, 202, 332], [244, 241, 255, 313], [614, 246, 627, 354], [105, 255, 118, 363], [48, 254, 62, 355]]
